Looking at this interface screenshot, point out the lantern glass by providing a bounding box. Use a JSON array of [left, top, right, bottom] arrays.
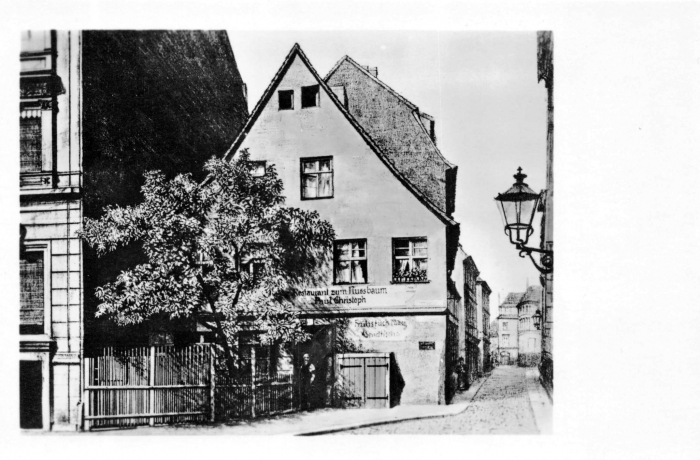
[[533, 308, 542, 330]]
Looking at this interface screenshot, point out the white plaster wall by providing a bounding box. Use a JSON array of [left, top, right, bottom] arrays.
[[238, 55, 448, 311]]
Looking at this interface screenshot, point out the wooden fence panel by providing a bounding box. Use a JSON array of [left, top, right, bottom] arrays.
[[84, 344, 296, 430]]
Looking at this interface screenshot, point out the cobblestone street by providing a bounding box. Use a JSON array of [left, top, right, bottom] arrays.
[[334, 366, 543, 435]]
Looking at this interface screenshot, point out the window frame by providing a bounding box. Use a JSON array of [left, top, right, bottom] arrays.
[[333, 238, 368, 285], [300, 156, 334, 200], [278, 89, 294, 110], [20, 242, 50, 336], [391, 237, 429, 283], [248, 160, 267, 177], [20, 115, 43, 173], [301, 84, 320, 108]]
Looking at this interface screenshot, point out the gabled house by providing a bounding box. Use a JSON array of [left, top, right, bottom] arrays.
[[222, 44, 461, 405]]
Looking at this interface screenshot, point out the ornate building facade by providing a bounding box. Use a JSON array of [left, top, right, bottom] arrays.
[[19, 30, 248, 431]]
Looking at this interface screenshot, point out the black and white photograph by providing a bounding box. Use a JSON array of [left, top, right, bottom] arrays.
[[17, 28, 553, 435], [4, 1, 700, 459]]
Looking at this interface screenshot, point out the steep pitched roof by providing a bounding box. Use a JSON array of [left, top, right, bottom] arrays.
[[219, 44, 457, 228], [519, 285, 543, 304], [503, 292, 525, 306], [324, 56, 457, 214]]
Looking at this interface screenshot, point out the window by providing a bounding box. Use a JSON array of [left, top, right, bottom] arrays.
[[301, 157, 333, 199], [502, 334, 509, 346], [334, 240, 367, 284], [242, 259, 265, 280], [20, 251, 44, 334], [278, 90, 294, 110], [301, 85, 319, 108], [502, 322, 508, 330], [248, 161, 266, 177], [392, 238, 428, 282], [20, 117, 42, 172]]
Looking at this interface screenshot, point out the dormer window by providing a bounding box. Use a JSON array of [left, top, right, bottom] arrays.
[[278, 90, 294, 110], [301, 85, 319, 108]]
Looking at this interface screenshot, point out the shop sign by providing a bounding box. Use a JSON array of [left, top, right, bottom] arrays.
[[349, 317, 413, 341]]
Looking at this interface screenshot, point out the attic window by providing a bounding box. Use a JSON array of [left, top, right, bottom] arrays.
[[278, 90, 294, 110], [301, 85, 319, 108]]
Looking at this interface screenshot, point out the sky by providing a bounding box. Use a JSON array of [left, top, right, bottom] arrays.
[[227, 31, 548, 307]]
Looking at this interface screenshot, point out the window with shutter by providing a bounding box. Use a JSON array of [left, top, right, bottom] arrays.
[[20, 117, 42, 173], [20, 251, 44, 334]]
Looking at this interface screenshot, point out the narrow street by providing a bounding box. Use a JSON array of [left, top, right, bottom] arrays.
[[334, 366, 544, 435]]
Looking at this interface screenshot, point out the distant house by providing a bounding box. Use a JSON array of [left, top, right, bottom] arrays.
[[495, 287, 543, 367], [517, 285, 543, 367], [497, 292, 522, 365], [221, 44, 465, 405], [19, 30, 248, 431]]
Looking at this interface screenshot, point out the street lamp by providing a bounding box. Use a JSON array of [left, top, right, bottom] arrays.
[[495, 167, 553, 274], [533, 308, 542, 330]]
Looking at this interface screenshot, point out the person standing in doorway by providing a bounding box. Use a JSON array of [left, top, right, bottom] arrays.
[[299, 353, 316, 411]]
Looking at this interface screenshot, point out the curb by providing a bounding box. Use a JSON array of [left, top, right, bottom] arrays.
[[295, 373, 491, 436]]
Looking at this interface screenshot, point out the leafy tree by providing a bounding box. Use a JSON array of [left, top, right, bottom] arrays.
[[79, 150, 335, 374]]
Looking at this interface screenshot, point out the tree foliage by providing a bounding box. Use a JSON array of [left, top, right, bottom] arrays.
[[80, 150, 335, 369]]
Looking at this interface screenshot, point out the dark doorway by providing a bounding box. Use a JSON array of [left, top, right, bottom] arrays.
[[20, 361, 43, 429]]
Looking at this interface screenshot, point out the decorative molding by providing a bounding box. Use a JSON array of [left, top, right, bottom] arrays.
[[20, 75, 65, 99], [20, 337, 57, 353]]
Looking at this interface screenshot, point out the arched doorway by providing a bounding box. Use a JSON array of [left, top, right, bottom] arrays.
[[500, 351, 510, 366]]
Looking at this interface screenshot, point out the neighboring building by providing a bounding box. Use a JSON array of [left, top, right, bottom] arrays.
[[81, 30, 249, 349], [497, 292, 522, 365], [20, 30, 83, 432], [477, 277, 492, 373], [517, 285, 542, 367], [222, 44, 463, 405], [463, 256, 480, 386], [453, 246, 468, 393], [19, 30, 248, 431], [537, 30, 554, 396]]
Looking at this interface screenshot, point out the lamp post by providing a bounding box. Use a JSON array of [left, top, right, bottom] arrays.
[[495, 167, 553, 274]]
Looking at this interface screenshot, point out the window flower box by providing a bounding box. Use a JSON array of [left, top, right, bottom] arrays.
[[392, 268, 428, 284]]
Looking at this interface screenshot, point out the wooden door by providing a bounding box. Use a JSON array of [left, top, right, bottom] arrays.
[[336, 353, 389, 409]]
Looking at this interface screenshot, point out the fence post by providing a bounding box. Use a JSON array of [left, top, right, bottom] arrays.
[[250, 346, 256, 419], [149, 345, 155, 427], [209, 345, 216, 423], [83, 356, 90, 431]]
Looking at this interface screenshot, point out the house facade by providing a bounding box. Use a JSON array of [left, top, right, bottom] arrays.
[[224, 44, 463, 405], [19, 30, 248, 431], [537, 30, 554, 396], [477, 277, 492, 373], [463, 256, 480, 386]]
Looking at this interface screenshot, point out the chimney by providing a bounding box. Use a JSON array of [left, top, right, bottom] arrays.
[[363, 66, 378, 78], [330, 85, 347, 108]]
